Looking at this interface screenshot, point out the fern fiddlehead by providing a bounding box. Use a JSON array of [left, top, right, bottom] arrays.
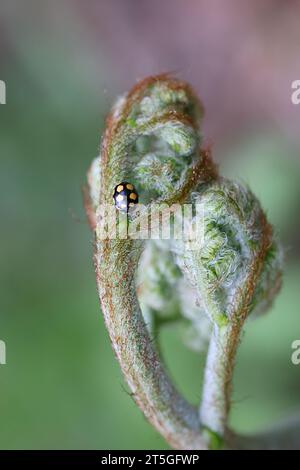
[[84, 75, 292, 450]]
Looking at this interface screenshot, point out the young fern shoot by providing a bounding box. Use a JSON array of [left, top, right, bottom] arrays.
[[84, 75, 293, 450]]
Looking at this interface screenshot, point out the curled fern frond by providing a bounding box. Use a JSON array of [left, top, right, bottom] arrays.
[[174, 178, 282, 325], [99, 74, 216, 207], [84, 75, 290, 450]]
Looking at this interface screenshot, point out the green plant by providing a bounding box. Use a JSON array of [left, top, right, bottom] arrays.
[[84, 75, 298, 450]]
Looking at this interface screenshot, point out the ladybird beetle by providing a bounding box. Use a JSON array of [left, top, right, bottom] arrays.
[[113, 182, 139, 212]]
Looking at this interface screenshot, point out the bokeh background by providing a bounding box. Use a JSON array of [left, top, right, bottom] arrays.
[[1, 0, 300, 449]]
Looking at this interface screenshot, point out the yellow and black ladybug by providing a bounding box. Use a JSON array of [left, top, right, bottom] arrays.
[[113, 182, 139, 212]]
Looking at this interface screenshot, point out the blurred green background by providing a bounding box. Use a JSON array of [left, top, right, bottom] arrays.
[[1, 0, 300, 449]]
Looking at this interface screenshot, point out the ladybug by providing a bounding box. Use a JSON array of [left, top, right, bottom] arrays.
[[113, 182, 139, 212]]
